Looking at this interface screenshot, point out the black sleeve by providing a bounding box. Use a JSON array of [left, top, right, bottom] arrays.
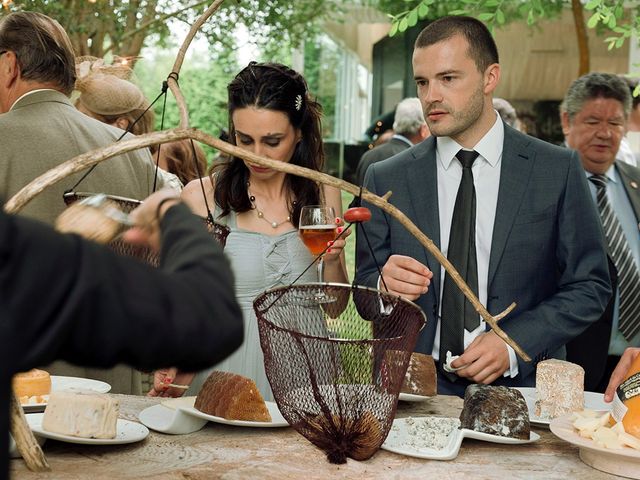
[[1, 204, 243, 375]]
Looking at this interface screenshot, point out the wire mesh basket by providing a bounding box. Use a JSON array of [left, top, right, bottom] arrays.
[[63, 192, 230, 264], [253, 283, 426, 463]]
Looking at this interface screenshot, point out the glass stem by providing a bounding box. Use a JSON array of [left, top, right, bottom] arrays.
[[316, 257, 325, 283]]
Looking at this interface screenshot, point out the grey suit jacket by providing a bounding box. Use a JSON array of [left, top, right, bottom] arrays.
[[356, 124, 611, 385], [355, 137, 412, 186], [0, 89, 163, 224]]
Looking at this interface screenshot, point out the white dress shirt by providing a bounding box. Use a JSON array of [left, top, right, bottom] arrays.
[[431, 114, 518, 377]]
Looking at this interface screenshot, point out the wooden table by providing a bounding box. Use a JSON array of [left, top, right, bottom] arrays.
[[10, 394, 623, 479]]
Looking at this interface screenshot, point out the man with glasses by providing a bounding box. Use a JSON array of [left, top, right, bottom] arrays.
[[563, 73, 640, 392]]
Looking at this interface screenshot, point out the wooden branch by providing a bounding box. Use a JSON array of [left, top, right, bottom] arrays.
[[4, 127, 530, 362], [10, 392, 49, 472], [168, 0, 226, 128]]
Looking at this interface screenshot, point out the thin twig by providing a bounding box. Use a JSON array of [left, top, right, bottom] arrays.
[[168, 0, 226, 128]]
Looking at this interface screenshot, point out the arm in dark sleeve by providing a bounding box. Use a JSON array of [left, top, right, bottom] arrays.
[[2, 204, 243, 375], [499, 152, 612, 379]]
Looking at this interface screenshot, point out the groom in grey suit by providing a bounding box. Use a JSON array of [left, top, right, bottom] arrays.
[[356, 16, 611, 396]]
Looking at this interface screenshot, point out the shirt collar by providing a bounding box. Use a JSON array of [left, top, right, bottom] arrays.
[[10, 88, 59, 111], [586, 163, 619, 185], [391, 134, 413, 147], [437, 111, 504, 169]]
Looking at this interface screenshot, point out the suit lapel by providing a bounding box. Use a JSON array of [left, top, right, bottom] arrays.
[[488, 128, 534, 286], [617, 161, 640, 221], [404, 137, 441, 292]]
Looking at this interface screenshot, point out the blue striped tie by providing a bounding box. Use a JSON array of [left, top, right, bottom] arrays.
[[589, 174, 640, 340]]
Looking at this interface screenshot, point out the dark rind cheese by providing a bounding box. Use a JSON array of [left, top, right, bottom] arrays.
[[459, 385, 530, 439]]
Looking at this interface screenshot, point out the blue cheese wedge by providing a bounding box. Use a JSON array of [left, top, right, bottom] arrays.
[[42, 392, 118, 439]]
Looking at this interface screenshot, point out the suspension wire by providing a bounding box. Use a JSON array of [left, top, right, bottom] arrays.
[[152, 80, 170, 192], [66, 76, 171, 194]]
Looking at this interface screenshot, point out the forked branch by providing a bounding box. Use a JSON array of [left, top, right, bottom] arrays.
[[4, 127, 530, 362]]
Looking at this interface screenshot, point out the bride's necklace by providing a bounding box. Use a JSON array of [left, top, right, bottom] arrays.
[[247, 187, 292, 229]]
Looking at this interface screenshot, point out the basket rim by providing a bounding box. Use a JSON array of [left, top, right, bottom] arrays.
[[253, 282, 427, 343]]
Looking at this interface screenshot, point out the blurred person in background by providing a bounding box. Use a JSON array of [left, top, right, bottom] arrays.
[[74, 65, 182, 192], [154, 139, 208, 185], [493, 97, 522, 131], [616, 76, 640, 167], [355, 97, 430, 186]]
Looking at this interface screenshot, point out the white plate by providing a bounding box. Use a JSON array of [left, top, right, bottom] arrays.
[[550, 412, 640, 479], [180, 401, 288, 427], [22, 376, 112, 413], [382, 416, 539, 460], [138, 401, 207, 435], [513, 387, 610, 427], [27, 413, 148, 445], [398, 392, 431, 402]]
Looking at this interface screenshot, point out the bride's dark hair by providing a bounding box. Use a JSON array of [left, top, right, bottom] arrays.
[[212, 62, 324, 227]]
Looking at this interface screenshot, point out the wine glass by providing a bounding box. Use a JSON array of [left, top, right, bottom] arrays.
[[299, 205, 337, 284]]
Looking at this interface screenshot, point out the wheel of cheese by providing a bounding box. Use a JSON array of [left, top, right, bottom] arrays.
[[12, 369, 51, 398]]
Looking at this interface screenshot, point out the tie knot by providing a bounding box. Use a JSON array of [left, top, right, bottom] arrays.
[[589, 174, 608, 190], [456, 149, 479, 169]]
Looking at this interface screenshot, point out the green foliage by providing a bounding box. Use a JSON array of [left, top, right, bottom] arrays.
[[135, 48, 239, 164], [380, 0, 638, 50], [1, 0, 346, 59]]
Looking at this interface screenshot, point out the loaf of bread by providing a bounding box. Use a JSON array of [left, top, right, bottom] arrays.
[[459, 385, 530, 439], [12, 369, 51, 404], [535, 359, 584, 420], [400, 352, 437, 397], [194, 371, 271, 422], [42, 392, 118, 439]]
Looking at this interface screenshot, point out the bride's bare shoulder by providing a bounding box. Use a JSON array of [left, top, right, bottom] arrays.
[[182, 176, 214, 216]]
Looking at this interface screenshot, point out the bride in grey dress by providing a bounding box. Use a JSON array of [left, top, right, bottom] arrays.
[[149, 62, 350, 401]]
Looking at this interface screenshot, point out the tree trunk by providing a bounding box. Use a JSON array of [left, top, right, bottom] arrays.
[[571, 0, 590, 76]]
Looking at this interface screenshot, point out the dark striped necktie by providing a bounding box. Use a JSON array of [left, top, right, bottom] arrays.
[[589, 174, 640, 340]]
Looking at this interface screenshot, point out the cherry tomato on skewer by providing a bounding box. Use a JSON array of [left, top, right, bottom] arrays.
[[343, 207, 371, 223]]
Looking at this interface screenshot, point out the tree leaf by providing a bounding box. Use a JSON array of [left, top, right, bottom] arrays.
[[615, 36, 625, 49], [418, 3, 430, 18], [496, 9, 505, 25], [587, 13, 600, 29], [389, 21, 399, 37], [585, 0, 601, 11], [399, 17, 409, 33], [478, 12, 495, 21], [407, 8, 419, 27]]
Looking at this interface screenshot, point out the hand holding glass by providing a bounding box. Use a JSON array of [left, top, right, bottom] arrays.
[[299, 205, 337, 283]]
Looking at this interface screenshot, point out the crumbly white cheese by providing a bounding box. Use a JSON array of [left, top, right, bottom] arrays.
[[42, 392, 118, 439], [535, 359, 584, 420], [394, 416, 461, 450]]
